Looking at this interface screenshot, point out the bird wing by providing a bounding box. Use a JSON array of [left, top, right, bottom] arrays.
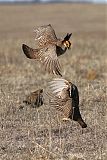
[[34, 24, 58, 48], [22, 44, 40, 59], [48, 78, 73, 117], [49, 78, 70, 97], [40, 45, 62, 76], [22, 44, 62, 76]]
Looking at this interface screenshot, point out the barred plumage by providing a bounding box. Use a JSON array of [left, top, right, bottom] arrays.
[[48, 78, 87, 128], [22, 24, 72, 76]]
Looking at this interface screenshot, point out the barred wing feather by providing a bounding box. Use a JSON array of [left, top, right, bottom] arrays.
[[34, 24, 57, 48]]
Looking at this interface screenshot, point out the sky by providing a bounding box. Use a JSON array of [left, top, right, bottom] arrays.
[[0, 0, 106, 3]]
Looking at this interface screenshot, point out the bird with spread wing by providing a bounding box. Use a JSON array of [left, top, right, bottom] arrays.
[[22, 24, 72, 76], [47, 78, 87, 128]]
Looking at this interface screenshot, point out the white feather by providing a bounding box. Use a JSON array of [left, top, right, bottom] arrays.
[[50, 84, 67, 89], [49, 81, 68, 90], [49, 78, 70, 96]]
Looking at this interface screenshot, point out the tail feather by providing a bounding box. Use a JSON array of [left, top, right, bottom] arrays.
[[72, 106, 87, 128], [69, 84, 87, 128], [77, 118, 87, 128]]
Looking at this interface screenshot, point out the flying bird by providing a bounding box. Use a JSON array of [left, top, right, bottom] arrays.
[[48, 78, 87, 128], [23, 89, 43, 108], [22, 24, 72, 76]]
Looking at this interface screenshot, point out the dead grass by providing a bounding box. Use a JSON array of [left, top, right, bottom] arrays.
[[0, 3, 107, 160]]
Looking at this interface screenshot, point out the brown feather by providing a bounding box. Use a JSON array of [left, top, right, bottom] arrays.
[[22, 44, 39, 59], [48, 78, 87, 128], [23, 89, 43, 108], [22, 24, 72, 76]]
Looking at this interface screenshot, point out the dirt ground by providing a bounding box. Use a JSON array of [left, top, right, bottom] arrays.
[[0, 3, 107, 160]]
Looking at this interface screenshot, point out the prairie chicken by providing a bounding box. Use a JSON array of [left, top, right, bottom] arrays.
[[23, 89, 43, 108], [22, 24, 72, 76], [48, 78, 87, 128]]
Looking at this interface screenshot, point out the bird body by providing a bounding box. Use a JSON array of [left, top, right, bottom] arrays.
[[23, 89, 43, 108], [22, 24, 72, 76], [48, 78, 87, 128]]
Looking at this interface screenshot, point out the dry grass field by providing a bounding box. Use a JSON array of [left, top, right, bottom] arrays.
[[0, 3, 107, 160]]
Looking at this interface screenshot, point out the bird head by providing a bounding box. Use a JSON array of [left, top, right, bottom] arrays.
[[63, 40, 71, 49], [62, 33, 72, 49]]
